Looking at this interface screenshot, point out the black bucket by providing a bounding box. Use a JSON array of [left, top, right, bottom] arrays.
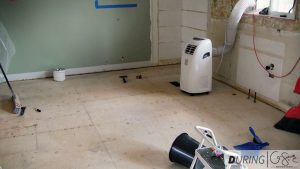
[[169, 133, 200, 168]]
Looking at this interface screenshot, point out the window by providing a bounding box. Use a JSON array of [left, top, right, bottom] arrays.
[[254, 0, 297, 19], [256, 0, 270, 10], [270, 0, 295, 13]]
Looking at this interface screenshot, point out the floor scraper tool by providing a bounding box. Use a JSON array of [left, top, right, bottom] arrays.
[[0, 63, 26, 116], [0, 22, 25, 116]]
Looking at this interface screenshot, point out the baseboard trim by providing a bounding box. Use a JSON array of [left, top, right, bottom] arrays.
[[159, 58, 181, 65], [4, 61, 154, 82]]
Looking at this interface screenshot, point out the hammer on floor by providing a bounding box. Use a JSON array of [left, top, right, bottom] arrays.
[[119, 75, 128, 83]]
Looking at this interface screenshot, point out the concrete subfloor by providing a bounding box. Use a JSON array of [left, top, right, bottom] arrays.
[[0, 65, 299, 169]]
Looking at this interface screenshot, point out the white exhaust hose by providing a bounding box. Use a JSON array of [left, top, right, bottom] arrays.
[[213, 0, 256, 56]]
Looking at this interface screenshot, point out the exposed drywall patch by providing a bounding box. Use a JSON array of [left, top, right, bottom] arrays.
[[239, 34, 285, 58], [211, 0, 238, 19], [237, 48, 283, 101]]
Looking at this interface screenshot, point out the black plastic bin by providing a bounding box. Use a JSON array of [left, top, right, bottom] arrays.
[[169, 133, 200, 168]]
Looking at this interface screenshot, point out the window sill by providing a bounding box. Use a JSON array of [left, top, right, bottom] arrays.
[[245, 10, 296, 20]]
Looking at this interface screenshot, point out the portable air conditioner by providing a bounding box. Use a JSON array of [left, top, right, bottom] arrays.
[[180, 37, 212, 94]]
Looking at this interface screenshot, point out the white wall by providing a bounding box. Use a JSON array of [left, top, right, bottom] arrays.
[[216, 23, 300, 107], [182, 0, 208, 43], [157, 0, 209, 62], [158, 0, 182, 61]]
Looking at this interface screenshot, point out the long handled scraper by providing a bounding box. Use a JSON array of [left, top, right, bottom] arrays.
[[0, 63, 26, 116]]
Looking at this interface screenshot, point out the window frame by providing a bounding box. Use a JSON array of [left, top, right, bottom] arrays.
[[247, 0, 298, 20]]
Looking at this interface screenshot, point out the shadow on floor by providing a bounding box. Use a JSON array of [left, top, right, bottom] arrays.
[[118, 138, 186, 169]]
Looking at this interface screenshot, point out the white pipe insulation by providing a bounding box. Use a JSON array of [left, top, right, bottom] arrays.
[[213, 0, 256, 56]]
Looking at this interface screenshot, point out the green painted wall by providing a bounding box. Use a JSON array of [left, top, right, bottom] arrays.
[[0, 0, 151, 74]]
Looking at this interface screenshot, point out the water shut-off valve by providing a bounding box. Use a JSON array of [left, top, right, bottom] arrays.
[[265, 64, 275, 78]]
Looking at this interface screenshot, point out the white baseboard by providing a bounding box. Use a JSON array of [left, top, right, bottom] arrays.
[[2, 61, 154, 82]]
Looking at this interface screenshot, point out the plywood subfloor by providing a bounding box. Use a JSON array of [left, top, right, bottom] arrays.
[[0, 65, 299, 169]]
